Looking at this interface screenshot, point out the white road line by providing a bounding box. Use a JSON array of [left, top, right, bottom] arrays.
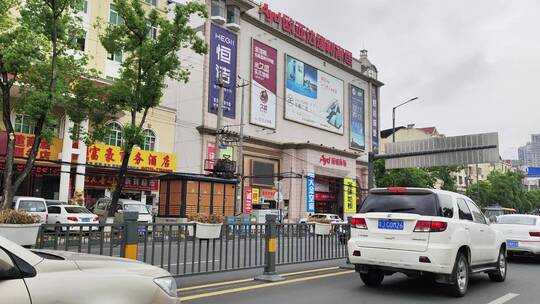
[[487, 293, 520, 304]]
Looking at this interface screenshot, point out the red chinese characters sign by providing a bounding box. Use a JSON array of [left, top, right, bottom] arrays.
[[319, 154, 347, 167], [258, 3, 353, 66], [0, 132, 62, 161], [86, 144, 176, 172]]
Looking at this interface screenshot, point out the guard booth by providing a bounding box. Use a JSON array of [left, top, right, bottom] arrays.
[[157, 173, 237, 223]]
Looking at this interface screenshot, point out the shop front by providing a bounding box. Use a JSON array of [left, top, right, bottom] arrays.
[[84, 143, 176, 207], [0, 131, 64, 199]]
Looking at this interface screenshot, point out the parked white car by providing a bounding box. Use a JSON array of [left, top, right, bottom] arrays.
[[46, 205, 99, 230], [348, 188, 507, 297], [13, 197, 48, 224], [93, 198, 153, 225], [0, 236, 179, 304], [492, 214, 540, 256]]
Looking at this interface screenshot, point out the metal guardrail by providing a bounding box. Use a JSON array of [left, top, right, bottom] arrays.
[[35, 216, 350, 277]]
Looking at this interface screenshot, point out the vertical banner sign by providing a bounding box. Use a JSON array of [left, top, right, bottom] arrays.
[[208, 24, 237, 119], [306, 174, 315, 213], [350, 85, 365, 150], [371, 84, 379, 153], [245, 187, 253, 213], [252, 188, 260, 204], [251, 39, 277, 128], [343, 178, 357, 213]]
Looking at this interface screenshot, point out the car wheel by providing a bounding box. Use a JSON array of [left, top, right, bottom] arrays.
[[489, 248, 507, 282], [360, 269, 384, 287], [448, 252, 469, 297]]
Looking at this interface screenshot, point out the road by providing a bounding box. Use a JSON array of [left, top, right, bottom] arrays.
[[178, 256, 540, 304]]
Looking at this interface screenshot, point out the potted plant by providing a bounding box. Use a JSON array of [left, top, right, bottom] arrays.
[[309, 216, 333, 236], [0, 209, 41, 247], [187, 214, 224, 239]]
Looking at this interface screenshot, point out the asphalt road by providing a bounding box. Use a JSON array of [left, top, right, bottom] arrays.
[[179, 256, 540, 304]]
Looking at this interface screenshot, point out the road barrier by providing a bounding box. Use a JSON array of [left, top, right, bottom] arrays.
[[35, 216, 350, 277]]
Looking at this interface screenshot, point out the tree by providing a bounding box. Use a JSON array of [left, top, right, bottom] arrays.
[[466, 171, 531, 212], [98, 0, 208, 216], [374, 159, 435, 188], [428, 166, 462, 192], [0, 0, 100, 210]]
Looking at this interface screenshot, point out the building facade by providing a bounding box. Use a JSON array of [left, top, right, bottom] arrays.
[[518, 134, 540, 168], [0, 0, 177, 207], [163, 0, 383, 221]]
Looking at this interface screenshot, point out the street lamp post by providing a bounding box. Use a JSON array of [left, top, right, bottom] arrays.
[[392, 97, 419, 142]]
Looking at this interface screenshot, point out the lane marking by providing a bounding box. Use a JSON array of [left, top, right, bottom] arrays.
[[178, 266, 339, 292], [179, 270, 354, 301], [487, 293, 520, 304]]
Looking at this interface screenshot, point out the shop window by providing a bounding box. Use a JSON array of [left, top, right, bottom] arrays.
[[14, 114, 35, 134], [251, 160, 275, 187], [104, 122, 123, 147], [211, 0, 226, 18], [226, 5, 240, 24], [143, 129, 156, 151]]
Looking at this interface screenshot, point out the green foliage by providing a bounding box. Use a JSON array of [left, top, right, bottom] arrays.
[[465, 171, 533, 212], [374, 160, 461, 190]]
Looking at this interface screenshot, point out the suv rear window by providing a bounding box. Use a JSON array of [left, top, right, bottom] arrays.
[[360, 193, 439, 216], [18, 201, 46, 212]]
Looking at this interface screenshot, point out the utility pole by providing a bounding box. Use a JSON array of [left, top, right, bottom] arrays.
[[236, 77, 249, 213], [216, 71, 224, 147]]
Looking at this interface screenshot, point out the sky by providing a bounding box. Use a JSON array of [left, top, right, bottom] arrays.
[[264, 0, 540, 159]]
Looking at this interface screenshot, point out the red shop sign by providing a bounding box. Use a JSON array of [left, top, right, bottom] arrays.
[[315, 192, 337, 202]]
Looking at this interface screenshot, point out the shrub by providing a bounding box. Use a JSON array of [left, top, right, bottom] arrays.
[[188, 213, 225, 224], [308, 216, 332, 224], [0, 209, 41, 224]]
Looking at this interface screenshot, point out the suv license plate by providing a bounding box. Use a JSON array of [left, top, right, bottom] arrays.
[[378, 219, 404, 230], [507, 240, 519, 248]]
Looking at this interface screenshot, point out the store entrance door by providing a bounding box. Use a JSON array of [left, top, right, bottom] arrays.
[[314, 176, 340, 215]]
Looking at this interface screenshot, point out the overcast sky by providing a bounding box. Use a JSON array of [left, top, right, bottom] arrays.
[[264, 0, 540, 159]]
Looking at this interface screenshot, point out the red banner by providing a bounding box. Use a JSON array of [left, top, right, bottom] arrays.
[[315, 192, 337, 201], [245, 187, 253, 213]]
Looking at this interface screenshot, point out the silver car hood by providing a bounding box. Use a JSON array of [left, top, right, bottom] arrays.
[[34, 250, 170, 278]]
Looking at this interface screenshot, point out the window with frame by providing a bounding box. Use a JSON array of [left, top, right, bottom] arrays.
[[457, 198, 473, 221], [147, 25, 158, 40], [76, 32, 86, 52], [145, 0, 158, 6], [211, 0, 226, 18], [14, 114, 34, 134], [109, 4, 124, 25], [466, 200, 487, 224], [104, 122, 123, 147], [78, 0, 88, 14], [226, 5, 240, 24], [143, 129, 156, 151], [107, 52, 123, 63]]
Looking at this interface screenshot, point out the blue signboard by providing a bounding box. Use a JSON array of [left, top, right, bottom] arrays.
[[208, 24, 237, 119], [527, 167, 540, 177], [371, 84, 379, 152], [350, 85, 365, 150], [306, 174, 315, 213]]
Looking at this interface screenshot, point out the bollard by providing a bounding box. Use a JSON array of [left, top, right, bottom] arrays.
[[339, 218, 355, 269], [255, 214, 285, 282], [123, 211, 139, 260]]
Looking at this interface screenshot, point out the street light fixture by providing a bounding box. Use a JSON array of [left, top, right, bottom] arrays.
[[392, 97, 419, 142]]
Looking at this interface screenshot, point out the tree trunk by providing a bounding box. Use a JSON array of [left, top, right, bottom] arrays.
[[1, 83, 15, 210], [107, 148, 131, 217]]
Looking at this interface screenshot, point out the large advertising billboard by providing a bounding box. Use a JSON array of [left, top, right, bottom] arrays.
[[251, 39, 277, 129], [350, 85, 365, 150], [285, 55, 344, 134], [208, 24, 237, 119]]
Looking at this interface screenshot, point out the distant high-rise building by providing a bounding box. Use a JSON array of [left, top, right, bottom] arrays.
[[518, 134, 540, 167]]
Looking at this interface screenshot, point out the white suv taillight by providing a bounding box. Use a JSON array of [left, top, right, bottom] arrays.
[[351, 218, 367, 229], [414, 220, 447, 232]]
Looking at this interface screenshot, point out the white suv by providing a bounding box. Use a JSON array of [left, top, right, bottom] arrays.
[[348, 188, 507, 297]]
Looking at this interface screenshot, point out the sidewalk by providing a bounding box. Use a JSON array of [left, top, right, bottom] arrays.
[[175, 259, 347, 288]]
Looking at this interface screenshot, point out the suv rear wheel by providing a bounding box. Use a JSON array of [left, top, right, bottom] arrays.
[[448, 252, 469, 297], [488, 248, 507, 282], [360, 269, 384, 286]]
